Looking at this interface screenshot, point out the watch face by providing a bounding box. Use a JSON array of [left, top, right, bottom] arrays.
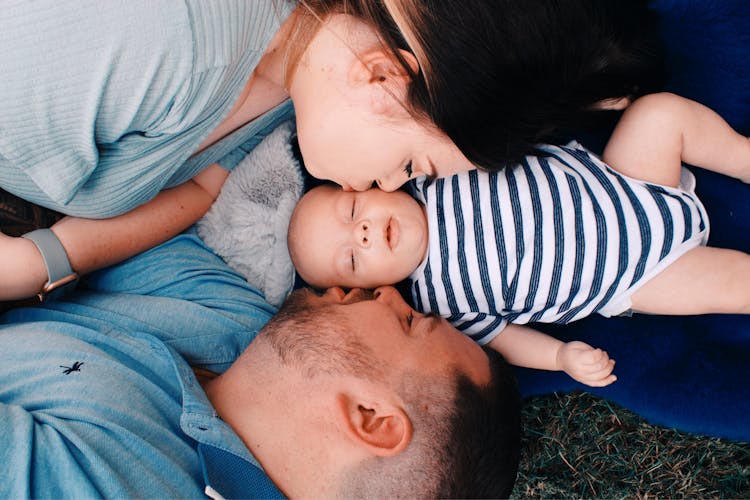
[[40, 273, 79, 302]]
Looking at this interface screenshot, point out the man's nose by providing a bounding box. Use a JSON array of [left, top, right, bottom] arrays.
[[341, 288, 373, 304], [321, 288, 374, 304], [354, 221, 371, 248], [322, 287, 347, 302], [373, 286, 407, 309]]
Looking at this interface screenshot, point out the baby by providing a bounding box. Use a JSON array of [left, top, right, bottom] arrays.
[[288, 93, 750, 387]]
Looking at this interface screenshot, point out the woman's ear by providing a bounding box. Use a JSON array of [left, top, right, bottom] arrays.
[[335, 392, 413, 457], [348, 48, 419, 85], [347, 49, 419, 115]]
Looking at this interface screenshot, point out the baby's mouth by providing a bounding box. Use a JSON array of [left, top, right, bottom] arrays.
[[386, 218, 400, 250]]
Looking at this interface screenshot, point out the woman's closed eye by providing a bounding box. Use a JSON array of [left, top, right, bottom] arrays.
[[403, 161, 413, 178]]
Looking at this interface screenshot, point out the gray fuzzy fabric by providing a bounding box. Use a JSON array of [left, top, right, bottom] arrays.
[[197, 121, 304, 306]]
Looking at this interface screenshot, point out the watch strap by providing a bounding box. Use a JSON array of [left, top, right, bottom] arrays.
[[22, 228, 79, 301]]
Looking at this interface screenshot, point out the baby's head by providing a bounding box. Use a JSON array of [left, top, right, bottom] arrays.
[[288, 184, 428, 289]]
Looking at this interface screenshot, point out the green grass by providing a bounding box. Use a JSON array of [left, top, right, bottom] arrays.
[[512, 392, 750, 498]]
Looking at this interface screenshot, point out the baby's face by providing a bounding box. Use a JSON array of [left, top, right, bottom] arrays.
[[288, 185, 428, 289]]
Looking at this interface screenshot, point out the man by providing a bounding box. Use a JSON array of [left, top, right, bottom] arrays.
[[0, 232, 521, 498]]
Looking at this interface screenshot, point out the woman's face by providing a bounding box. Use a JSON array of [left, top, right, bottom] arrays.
[[288, 14, 475, 192], [295, 100, 475, 192]]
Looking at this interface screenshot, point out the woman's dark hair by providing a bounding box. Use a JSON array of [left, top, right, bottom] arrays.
[[301, 0, 665, 169]]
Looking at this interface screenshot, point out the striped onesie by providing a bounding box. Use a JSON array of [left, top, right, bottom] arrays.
[[409, 143, 710, 345]]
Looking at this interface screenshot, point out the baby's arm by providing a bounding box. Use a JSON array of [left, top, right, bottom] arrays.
[[0, 163, 228, 301], [487, 323, 617, 387]]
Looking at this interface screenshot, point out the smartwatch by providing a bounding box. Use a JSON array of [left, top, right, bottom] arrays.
[[22, 228, 79, 302]]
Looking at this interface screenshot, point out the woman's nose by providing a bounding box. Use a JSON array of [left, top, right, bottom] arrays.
[[376, 175, 403, 192], [354, 221, 371, 247], [348, 179, 376, 192]]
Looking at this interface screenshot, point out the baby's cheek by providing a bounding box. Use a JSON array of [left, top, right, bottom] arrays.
[[388, 256, 416, 283]]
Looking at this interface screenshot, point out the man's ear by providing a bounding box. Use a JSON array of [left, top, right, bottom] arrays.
[[348, 49, 419, 114], [335, 392, 413, 457]]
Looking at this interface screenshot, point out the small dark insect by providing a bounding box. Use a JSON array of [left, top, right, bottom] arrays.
[[60, 361, 84, 375]]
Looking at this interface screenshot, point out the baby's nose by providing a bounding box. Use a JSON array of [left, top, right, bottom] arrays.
[[354, 221, 371, 248]]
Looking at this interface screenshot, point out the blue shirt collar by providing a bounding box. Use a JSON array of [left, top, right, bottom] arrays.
[[199, 443, 285, 499], [170, 345, 285, 498]]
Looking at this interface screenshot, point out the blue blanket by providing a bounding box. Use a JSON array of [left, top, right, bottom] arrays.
[[517, 0, 750, 442]]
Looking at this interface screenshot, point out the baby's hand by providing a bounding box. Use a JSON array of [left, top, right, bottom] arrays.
[[556, 341, 616, 387]]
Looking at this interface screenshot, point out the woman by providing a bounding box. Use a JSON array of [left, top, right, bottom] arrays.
[[0, 0, 662, 301]]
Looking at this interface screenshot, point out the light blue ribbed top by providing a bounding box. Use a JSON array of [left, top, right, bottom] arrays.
[[0, 0, 295, 217]]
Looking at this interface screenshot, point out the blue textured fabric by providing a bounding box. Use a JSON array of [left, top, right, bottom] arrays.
[[516, 0, 750, 443], [0, 233, 281, 497]]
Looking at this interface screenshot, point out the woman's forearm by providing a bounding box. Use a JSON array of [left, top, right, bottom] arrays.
[[1, 164, 228, 301]]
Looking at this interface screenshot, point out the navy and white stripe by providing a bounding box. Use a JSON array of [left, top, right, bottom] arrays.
[[409, 143, 709, 345]]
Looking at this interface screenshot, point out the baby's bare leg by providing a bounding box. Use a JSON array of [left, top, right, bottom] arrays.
[[630, 246, 750, 315], [603, 93, 750, 187]]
